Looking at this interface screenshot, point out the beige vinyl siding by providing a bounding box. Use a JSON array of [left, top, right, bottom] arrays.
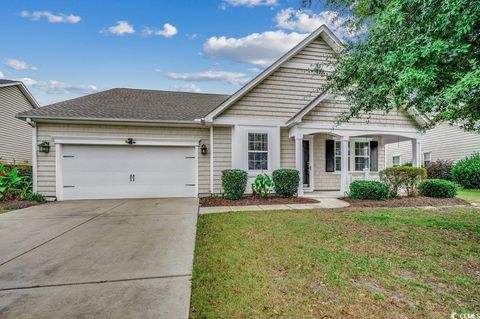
[[386, 123, 480, 166], [313, 135, 385, 191], [303, 99, 419, 129], [280, 129, 295, 168], [0, 86, 33, 164], [36, 123, 211, 197], [219, 37, 331, 120], [212, 126, 232, 193]]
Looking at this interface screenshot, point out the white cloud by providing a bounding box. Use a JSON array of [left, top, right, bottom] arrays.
[[20, 10, 81, 24], [248, 67, 261, 72], [275, 8, 362, 38], [0, 71, 4, 78], [105, 21, 135, 36], [167, 70, 249, 85], [172, 83, 201, 93], [6, 59, 37, 71], [203, 30, 308, 67], [222, 0, 277, 7], [17, 77, 98, 94], [142, 23, 178, 38]]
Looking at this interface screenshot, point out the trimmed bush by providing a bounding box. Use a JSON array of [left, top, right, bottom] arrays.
[[419, 179, 458, 198], [380, 166, 427, 197], [348, 180, 389, 200], [272, 169, 300, 197], [452, 153, 480, 189], [426, 160, 454, 180], [221, 169, 248, 200]]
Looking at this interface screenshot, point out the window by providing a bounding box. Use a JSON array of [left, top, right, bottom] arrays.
[[423, 152, 432, 167], [334, 141, 350, 171], [392, 155, 400, 167], [248, 133, 268, 170], [354, 141, 370, 171]]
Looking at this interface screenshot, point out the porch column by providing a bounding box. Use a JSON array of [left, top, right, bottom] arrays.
[[411, 138, 421, 167], [295, 136, 304, 196], [340, 136, 350, 195]]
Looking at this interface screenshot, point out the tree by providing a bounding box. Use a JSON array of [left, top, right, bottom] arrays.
[[304, 0, 480, 131]]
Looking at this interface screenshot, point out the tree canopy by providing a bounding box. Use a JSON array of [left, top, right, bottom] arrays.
[[305, 0, 480, 131]]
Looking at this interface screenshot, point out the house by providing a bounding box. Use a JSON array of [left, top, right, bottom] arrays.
[[386, 123, 480, 167], [17, 25, 426, 201], [0, 79, 39, 164]]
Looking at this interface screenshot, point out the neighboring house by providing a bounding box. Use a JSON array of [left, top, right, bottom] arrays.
[[386, 123, 480, 167], [0, 79, 39, 164], [17, 25, 425, 201]]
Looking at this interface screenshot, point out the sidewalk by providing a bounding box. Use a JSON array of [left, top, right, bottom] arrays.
[[199, 198, 349, 214]]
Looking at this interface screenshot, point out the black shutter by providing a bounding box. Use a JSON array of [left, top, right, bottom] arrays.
[[325, 140, 335, 172], [370, 141, 378, 171]]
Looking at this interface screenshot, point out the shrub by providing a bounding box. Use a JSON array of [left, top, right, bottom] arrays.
[[419, 179, 458, 198], [452, 153, 480, 189], [426, 160, 454, 180], [348, 180, 389, 200], [380, 166, 427, 197], [25, 192, 46, 203], [272, 169, 300, 197], [221, 169, 248, 200], [0, 164, 23, 201], [252, 173, 274, 198]]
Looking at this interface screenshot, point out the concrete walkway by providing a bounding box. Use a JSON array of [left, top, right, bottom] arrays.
[[0, 198, 199, 319], [199, 198, 349, 214]]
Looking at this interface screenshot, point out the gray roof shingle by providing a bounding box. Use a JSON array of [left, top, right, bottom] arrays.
[[17, 88, 230, 122], [0, 79, 20, 85]]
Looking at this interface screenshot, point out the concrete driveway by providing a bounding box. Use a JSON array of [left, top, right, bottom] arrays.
[[0, 198, 199, 319]]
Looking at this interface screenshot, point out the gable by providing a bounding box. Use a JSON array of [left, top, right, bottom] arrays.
[[218, 36, 336, 120], [302, 98, 420, 129]]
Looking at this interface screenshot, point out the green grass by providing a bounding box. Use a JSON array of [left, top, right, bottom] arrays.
[[457, 189, 480, 202], [191, 207, 480, 318]]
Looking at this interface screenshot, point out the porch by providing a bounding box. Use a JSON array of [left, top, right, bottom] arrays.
[[291, 127, 422, 196]]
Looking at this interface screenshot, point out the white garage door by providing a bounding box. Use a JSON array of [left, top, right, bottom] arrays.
[[61, 145, 196, 200]]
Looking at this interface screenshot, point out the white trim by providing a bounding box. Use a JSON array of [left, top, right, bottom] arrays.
[[204, 25, 343, 122], [286, 92, 330, 126], [32, 124, 38, 193], [295, 137, 304, 196], [212, 117, 285, 127], [55, 143, 63, 201], [210, 126, 214, 193], [195, 146, 199, 197], [392, 155, 401, 167], [52, 136, 200, 147]]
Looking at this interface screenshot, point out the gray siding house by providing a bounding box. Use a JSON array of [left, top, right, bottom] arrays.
[[386, 123, 480, 167], [0, 79, 39, 164], [17, 25, 426, 201]]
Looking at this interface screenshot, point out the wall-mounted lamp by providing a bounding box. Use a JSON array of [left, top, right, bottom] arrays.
[[125, 138, 136, 145], [201, 144, 208, 155], [38, 141, 50, 154]]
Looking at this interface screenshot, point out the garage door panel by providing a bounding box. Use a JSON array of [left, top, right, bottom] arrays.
[[61, 145, 196, 200]]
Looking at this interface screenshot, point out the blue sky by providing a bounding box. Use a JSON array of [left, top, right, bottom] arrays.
[[0, 0, 348, 105]]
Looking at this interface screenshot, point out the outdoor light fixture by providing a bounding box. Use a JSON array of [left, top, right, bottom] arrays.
[[38, 141, 50, 154], [125, 138, 136, 145], [201, 144, 208, 155]]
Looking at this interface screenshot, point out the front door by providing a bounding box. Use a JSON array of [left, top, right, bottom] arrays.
[[302, 140, 310, 187]]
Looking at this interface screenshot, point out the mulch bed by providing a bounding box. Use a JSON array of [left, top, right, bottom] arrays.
[[200, 195, 319, 207], [0, 200, 41, 211], [343, 196, 470, 208]]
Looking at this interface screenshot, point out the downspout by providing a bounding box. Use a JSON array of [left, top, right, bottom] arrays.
[[26, 118, 37, 193], [210, 125, 214, 194]]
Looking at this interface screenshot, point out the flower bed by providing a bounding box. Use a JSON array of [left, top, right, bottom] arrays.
[[200, 195, 319, 207]]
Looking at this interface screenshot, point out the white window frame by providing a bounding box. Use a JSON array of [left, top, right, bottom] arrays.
[[333, 138, 372, 172], [334, 140, 350, 172], [392, 155, 401, 167], [247, 132, 269, 171], [423, 152, 432, 167], [354, 141, 370, 171]]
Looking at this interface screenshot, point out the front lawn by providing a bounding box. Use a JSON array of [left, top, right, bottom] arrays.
[[457, 189, 480, 203], [191, 207, 480, 318]]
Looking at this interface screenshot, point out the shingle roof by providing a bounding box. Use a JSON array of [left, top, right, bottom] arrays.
[[0, 79, 20, 85], [17, 88, 230, 122]]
